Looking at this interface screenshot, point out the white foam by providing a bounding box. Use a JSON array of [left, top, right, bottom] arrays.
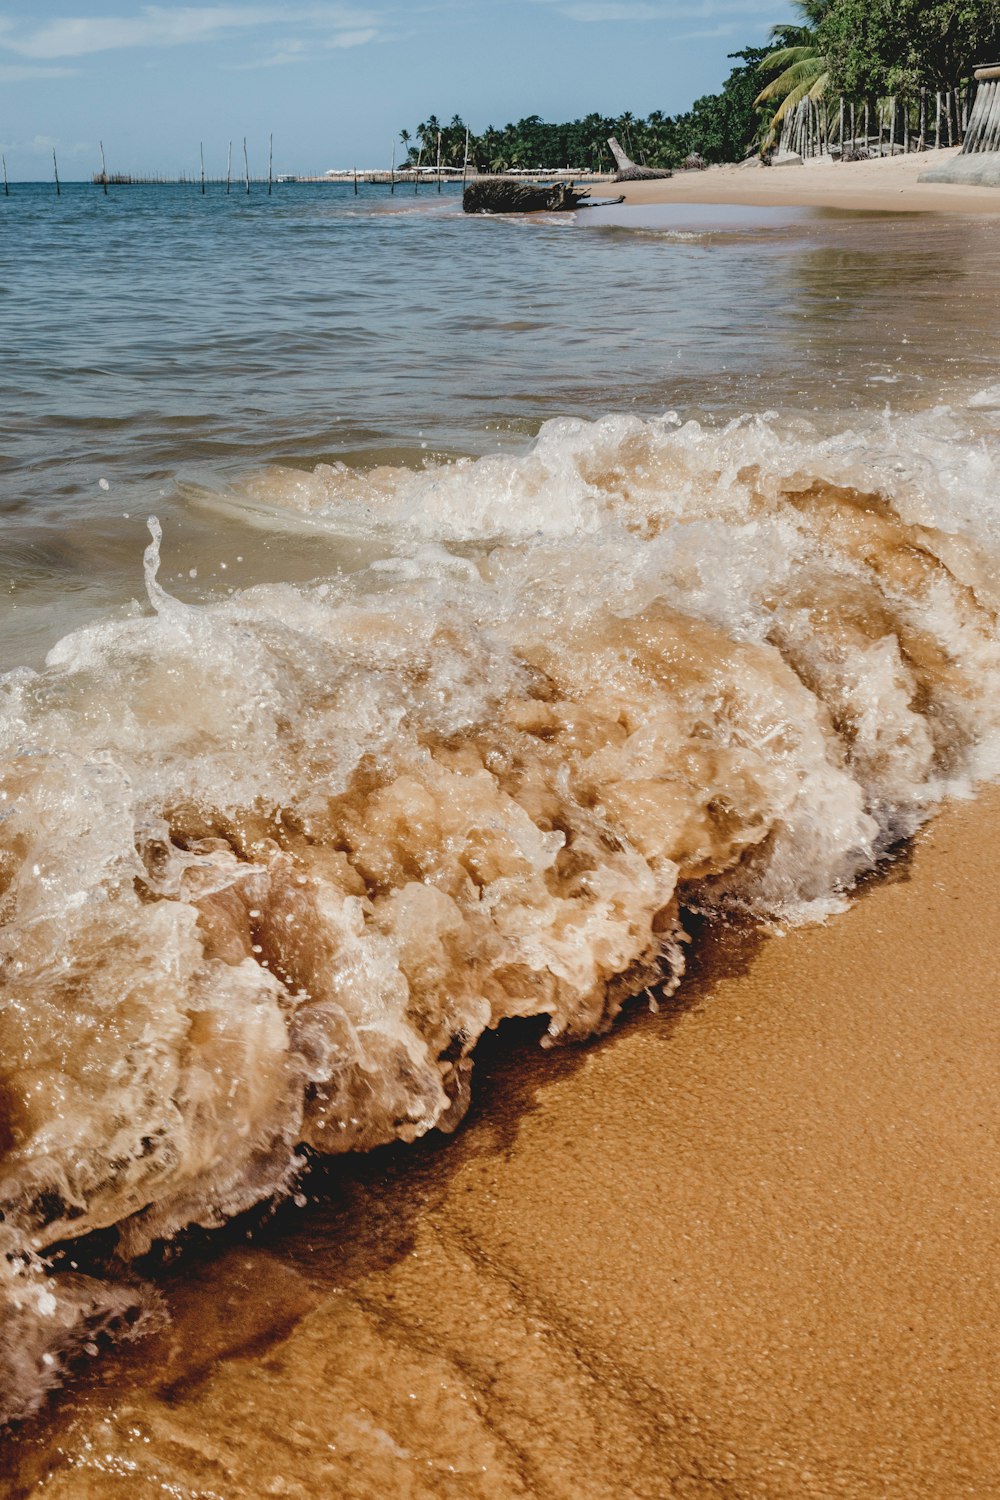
[[2, 405, 999, 1417]]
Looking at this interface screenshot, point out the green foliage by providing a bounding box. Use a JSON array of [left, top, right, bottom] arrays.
[[755, 3, 832, 140], [669, 47, 776, 162], [400, 0, 1000, 173], [399, 48, 774, 173], [821, 0, 1000, 97]]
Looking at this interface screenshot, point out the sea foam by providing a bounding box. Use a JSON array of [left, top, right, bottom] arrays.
[[2, 405, 1000, 1420]]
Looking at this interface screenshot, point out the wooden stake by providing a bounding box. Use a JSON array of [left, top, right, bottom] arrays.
[[436, 129, 442, 192], [839, 97, 844, 150], [2, 154, 8, 196], [53, 147, 60, 195], [99, 139, 108, 193], [390, 140, 395, 194], [414, 145, 422, 194], [462, 126, 470, 188], [935, 91, 942, 147], [268, 131, 273, 195], [353, 164, 358, 195], [226, 140, 232, 194], [200, 141, 206, 194], [243, 136, 250, 194]]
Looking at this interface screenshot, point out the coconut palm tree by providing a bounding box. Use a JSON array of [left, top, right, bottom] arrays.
[[755, 0, 831, 146]]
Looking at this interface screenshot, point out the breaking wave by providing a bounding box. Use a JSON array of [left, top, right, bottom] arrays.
[[3, 404, 1000, 1421]]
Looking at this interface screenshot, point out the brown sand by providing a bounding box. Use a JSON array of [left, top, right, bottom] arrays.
[[611, 147, 1000, 215], [5, 788, 999, 1497]]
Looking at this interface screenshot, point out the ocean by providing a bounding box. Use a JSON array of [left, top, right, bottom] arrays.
[[2, 181, 1000, 1475]]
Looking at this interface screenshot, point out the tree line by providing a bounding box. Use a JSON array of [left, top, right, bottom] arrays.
[[398, 0, 1000, 170]]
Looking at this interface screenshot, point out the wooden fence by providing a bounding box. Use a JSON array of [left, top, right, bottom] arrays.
[[777, 85, 972, 158], [961, 64, 1000, 154]]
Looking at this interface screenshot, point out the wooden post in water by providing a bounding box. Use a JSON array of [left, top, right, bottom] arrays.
[[200, 141, 206, 194], [53, 148, 60, 195], [226, 140, 232, 194], [462, 126, 470, 189], [436, 129, 442, 192], [268, 132, 273, 195], [2, 155, 8, 196], [390, 141, 395, 193], [414, 145, 422, 193], [99, 140, 108, 194], [353, 164, 358, 195], [243, 136, 250, 194]]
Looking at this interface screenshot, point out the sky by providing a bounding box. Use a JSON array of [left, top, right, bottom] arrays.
[[0, 0, 798, 179]]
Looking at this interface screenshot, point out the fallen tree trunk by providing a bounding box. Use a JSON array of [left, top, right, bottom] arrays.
[[463, 179, 590, 214], [607, 137, 673, 181]]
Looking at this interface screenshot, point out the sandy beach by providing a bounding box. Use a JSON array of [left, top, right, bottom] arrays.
[[6, 784, 999, 1498], [610, 146, 1000, 215]]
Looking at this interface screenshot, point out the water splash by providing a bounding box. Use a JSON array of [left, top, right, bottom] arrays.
[[2, 405, 1000, 1420]]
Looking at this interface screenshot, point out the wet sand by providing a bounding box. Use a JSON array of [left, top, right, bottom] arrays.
[[5, 787, 999, 1498], [611, 147, 1000, 215]]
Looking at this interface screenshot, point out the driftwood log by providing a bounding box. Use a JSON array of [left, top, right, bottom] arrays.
[[607, 137, 673, 181], [463, 179, 590, 214]]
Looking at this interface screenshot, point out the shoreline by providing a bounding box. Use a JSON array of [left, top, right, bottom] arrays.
[[7, 786, 1000, 1497], [605, 146, 1000, 215]]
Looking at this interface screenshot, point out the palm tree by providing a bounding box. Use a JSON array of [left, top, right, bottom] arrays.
[[755, 1, 831, 146], [617, 110, 636, 157], [417, 115, 441, 160]]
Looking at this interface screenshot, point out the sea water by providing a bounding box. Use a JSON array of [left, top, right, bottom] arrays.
[[2, 182, 1000, 1426]]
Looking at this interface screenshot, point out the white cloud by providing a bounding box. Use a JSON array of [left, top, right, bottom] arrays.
[[557, 3, 660, 17], [551, 0, 778, 18], [674, 21, 744, 38], [324, 26, 377, 45], [225, 25, 377, 65], [1, 5, 379, 60], [0, 63, 79, 80]]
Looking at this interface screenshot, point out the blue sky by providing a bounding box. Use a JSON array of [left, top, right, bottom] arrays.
[[0, 1, 797, 179]]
